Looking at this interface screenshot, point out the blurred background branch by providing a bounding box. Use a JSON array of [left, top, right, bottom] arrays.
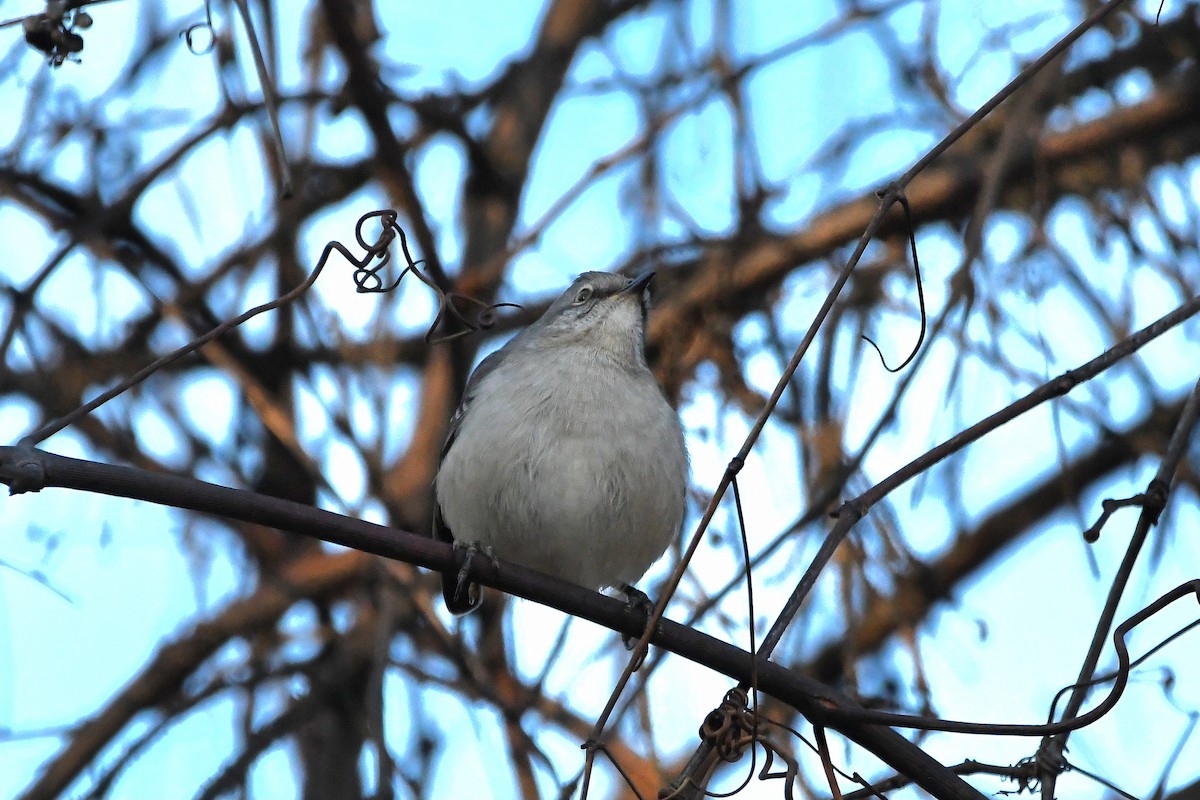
[[1, 1, 1199, 799]]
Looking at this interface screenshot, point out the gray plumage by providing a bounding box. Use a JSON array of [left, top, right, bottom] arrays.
[[433, 271, 688, 613]]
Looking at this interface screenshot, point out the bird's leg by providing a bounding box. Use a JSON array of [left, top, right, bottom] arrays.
[[618, 582, 656, 666]]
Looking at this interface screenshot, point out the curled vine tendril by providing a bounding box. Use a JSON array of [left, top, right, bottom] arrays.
[[351, 211, 521, 344], [657, 688, 806, 800], [180, 0, 216, 55], [862, 189, 926, 374]]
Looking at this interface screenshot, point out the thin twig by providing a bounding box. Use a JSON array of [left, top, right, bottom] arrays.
[[759, 293, 1200, 661], [230, 0, 293, 196], [1037, 371, 1200, 792], [18, 211, 400, 448]]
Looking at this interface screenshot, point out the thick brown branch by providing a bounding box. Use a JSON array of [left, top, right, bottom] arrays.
[[0, 447, 984, 800]]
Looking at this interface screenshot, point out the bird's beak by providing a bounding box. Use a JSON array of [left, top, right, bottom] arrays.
[[620, 271, 655, 295]]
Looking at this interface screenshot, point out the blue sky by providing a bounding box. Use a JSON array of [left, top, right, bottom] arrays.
[[2, 0, 1199, 798]]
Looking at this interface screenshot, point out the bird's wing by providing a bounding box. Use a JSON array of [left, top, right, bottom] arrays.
[[432, 345, 512, 614], [438, 346, 509, 463]]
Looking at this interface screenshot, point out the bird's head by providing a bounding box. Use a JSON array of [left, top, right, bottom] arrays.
[[532, 271, 654, 362]]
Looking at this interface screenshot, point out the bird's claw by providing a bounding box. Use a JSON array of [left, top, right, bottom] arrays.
[[619, 583, 656, 667], [453, 541, 495, 601]]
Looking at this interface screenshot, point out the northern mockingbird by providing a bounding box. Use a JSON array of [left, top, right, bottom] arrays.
[[433, 271, 688, 614]]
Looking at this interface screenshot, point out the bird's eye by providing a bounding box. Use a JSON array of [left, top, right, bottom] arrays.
[[573, 286, 593, 305]]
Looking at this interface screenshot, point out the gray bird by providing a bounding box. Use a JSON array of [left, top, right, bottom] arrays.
[[433, 271, 688, 614]]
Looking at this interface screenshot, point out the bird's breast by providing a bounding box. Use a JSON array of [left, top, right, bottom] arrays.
[[436, 356, 687, 589]]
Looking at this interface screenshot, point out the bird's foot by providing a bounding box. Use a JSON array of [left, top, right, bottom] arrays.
[[619, 583, 657, 667], [451, 541, 495, 604]]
